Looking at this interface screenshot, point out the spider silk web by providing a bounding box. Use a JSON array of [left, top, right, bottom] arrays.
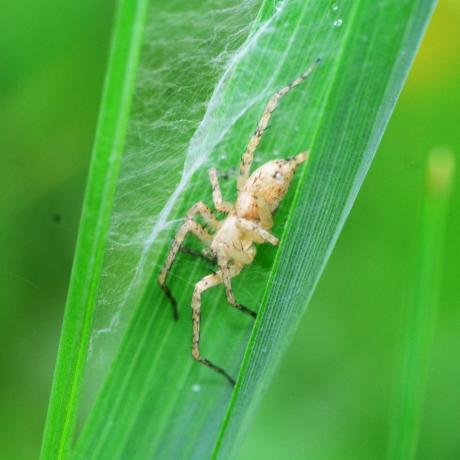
[[81, 0, 330, 420]]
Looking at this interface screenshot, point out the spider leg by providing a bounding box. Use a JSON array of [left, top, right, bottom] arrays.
[[209, 168, 233, 213], [187, 201, 221, 230], [236, 218, 279, 246], [221, 263, 257, 318], [180, 246, 217, 265], [191, 273, 236, 386], [158, 217, 212, 320], [237, 58, 321, 192]]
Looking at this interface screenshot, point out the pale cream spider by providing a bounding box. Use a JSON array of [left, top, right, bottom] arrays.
[[158, 59, 320, 385]]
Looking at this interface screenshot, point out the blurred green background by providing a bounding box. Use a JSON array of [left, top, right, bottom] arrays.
[[0, 1, 458, 459]]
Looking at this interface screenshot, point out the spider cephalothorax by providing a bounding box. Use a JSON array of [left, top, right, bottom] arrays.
[[158, 59, 320, 385]]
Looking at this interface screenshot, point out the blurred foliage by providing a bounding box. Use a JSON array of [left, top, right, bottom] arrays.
[[0, 1, 114, 458], [0, 0, 458, 459]]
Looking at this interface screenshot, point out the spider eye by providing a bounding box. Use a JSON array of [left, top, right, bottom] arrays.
[[274, 171, 284, 182]]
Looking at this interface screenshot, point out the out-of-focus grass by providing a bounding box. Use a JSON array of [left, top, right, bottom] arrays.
[[387, 148, 454, 460], [0, 1, 114, 459]]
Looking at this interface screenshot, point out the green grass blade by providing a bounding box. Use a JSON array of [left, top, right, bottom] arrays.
[[39, 0, 436, 458], [213, 2, 437, 457], [40, 0, 149, 458], [387, 148, 455, 460]]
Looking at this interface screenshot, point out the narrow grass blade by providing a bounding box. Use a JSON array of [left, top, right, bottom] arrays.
[[212, 2, 438, 457], [387, 148, 455, 460], [39, 0, 437, 458], [40, 1, 149, 458]]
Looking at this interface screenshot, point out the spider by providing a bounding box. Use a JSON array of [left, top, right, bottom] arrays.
[[158, 58, 320, 385]]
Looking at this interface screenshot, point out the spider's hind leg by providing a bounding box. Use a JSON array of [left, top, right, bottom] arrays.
[[209, 168, 233, 213], [237, 58, 320, 192]]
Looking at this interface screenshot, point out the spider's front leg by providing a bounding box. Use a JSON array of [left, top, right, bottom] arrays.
[[236, 218, 279, 246], [221, 263, 257, 318], [191, 273, 236, 385], [158, 201, 218, 320]]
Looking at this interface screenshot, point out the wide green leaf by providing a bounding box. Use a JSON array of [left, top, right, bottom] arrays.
[[42, 0, 436, 458]]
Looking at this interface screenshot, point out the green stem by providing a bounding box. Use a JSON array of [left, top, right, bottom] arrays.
[[387, 148, 455, 460], [40, 1, 149, 458]]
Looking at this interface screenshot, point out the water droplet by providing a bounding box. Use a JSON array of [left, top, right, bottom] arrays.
[[192, 384, 201, 393], [333, 18, 343, 27], [332, 2, 339, 11], [275, 1, 285, 12]]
